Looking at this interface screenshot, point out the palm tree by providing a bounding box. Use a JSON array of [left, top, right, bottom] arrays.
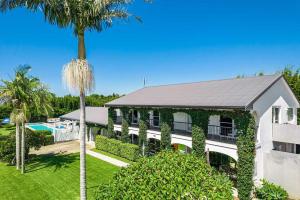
[[0, 65, 53, 173], [1, 1, 142, 198]]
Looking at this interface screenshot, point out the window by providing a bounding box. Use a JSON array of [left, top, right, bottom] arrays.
[[272, 107, 280, 124], [220, 116, 233, 136], [287, 108, 294, 121], [296, 144, 300, 154], [273, 141, 295, 153], [132, 110, 138, 124], [153, 110, 160, 127]]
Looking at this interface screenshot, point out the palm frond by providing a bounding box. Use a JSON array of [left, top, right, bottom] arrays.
[[62, 59, 95, 94]]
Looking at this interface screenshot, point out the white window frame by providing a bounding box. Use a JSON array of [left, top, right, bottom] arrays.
[[272, 106, 281, 124], [287, 107, 294, 122]]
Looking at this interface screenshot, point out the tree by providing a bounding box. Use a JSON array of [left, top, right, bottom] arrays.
[[283, 67, 300, 125], [0, 65, 53, 173], [1, 1, 143, 198]]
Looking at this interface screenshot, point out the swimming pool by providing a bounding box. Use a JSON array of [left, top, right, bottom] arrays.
[[27, 124, 53, 132]]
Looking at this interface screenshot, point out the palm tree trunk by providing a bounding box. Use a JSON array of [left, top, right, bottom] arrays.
[[78, 31, 86, 59], [79, 91, 86, 200], [15, 122, 20, 170], [21, 121, 25, 174], [78, 29, 87, 200]]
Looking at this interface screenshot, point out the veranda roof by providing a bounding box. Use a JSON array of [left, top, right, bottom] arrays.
[[60, 107, 108, 125]]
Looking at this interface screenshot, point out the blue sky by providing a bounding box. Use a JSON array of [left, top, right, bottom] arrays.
[[0, 0, 300, 96]]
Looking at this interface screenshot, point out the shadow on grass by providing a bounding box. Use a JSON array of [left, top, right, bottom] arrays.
[[26, 153, 78, 173]]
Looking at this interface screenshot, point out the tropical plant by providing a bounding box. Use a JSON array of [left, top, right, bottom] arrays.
[[0, 65, 52, 173], [255, 179, 288, 200], [95, 151, 233, 199]]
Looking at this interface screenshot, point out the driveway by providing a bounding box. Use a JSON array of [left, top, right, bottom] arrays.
[[30, 140, 94, 155]]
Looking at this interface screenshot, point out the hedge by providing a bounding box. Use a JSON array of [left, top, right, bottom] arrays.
[[96, 135, 139, 161], [95, 151, 233, 200]]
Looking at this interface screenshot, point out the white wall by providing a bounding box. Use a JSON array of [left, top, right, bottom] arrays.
[[263, 151, 300, 199], [253, 77, 299, 185]]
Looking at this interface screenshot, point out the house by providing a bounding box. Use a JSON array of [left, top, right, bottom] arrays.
[[106, 74, 300, 198], [60, 107, 108, 143]]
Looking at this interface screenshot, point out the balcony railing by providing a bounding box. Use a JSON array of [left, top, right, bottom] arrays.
[[207, 125, 237, 144], [114, 116, 236, 143]]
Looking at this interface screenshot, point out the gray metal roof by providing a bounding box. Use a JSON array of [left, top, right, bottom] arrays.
[[60, 107, 108, 125], [106, 74, 283, 109]]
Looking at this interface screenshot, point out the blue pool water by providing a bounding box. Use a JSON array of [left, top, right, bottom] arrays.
[[28, 124, 53, 132]]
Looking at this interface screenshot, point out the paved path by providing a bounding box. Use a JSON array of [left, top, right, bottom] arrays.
[[86, 150, 129, 167], [30, 140, 93, 155]]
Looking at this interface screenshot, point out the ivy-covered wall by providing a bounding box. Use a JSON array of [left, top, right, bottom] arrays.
[[109, 106, 256, 199]]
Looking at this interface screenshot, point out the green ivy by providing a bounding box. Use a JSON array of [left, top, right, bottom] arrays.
[[160, 122, 171, 150], [192, 125, 205, 158], [237, 117, 256, 200], [159, 108, 173, 126], [109, 106, 255, 199]]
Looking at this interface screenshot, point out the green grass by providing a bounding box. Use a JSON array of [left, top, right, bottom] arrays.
[[0, 153, 120, 200], [0, 125, 15, 136], [91, 148, 135, 165]]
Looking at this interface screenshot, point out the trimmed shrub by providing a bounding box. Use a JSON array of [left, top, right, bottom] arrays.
[[160, 122, 171, 150], [138, 120, 148, 156], [96, 135, 139, 161], [121, 119, 129, 143], [255, 179, 288, 200], [107, 118, 115, 138], [95, 151, 233, 200], [192, 125, 205, 158]]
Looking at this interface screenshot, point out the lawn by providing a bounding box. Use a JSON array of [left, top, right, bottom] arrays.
[[0, 125, 15, 136], [0, 153, 120, 200]]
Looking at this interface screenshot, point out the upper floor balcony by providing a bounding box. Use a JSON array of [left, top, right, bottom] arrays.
[[272, 123, 300, 144], [114, 116, 237, 144]]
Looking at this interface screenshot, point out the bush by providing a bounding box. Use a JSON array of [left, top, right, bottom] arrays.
[[95, 151, 233, 200], [95, 135, 139, 161], [255, 180, 288, 200], [0, 128, 54, 164], [192, 125, 205, 158], [31, 130, 54, 146]]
